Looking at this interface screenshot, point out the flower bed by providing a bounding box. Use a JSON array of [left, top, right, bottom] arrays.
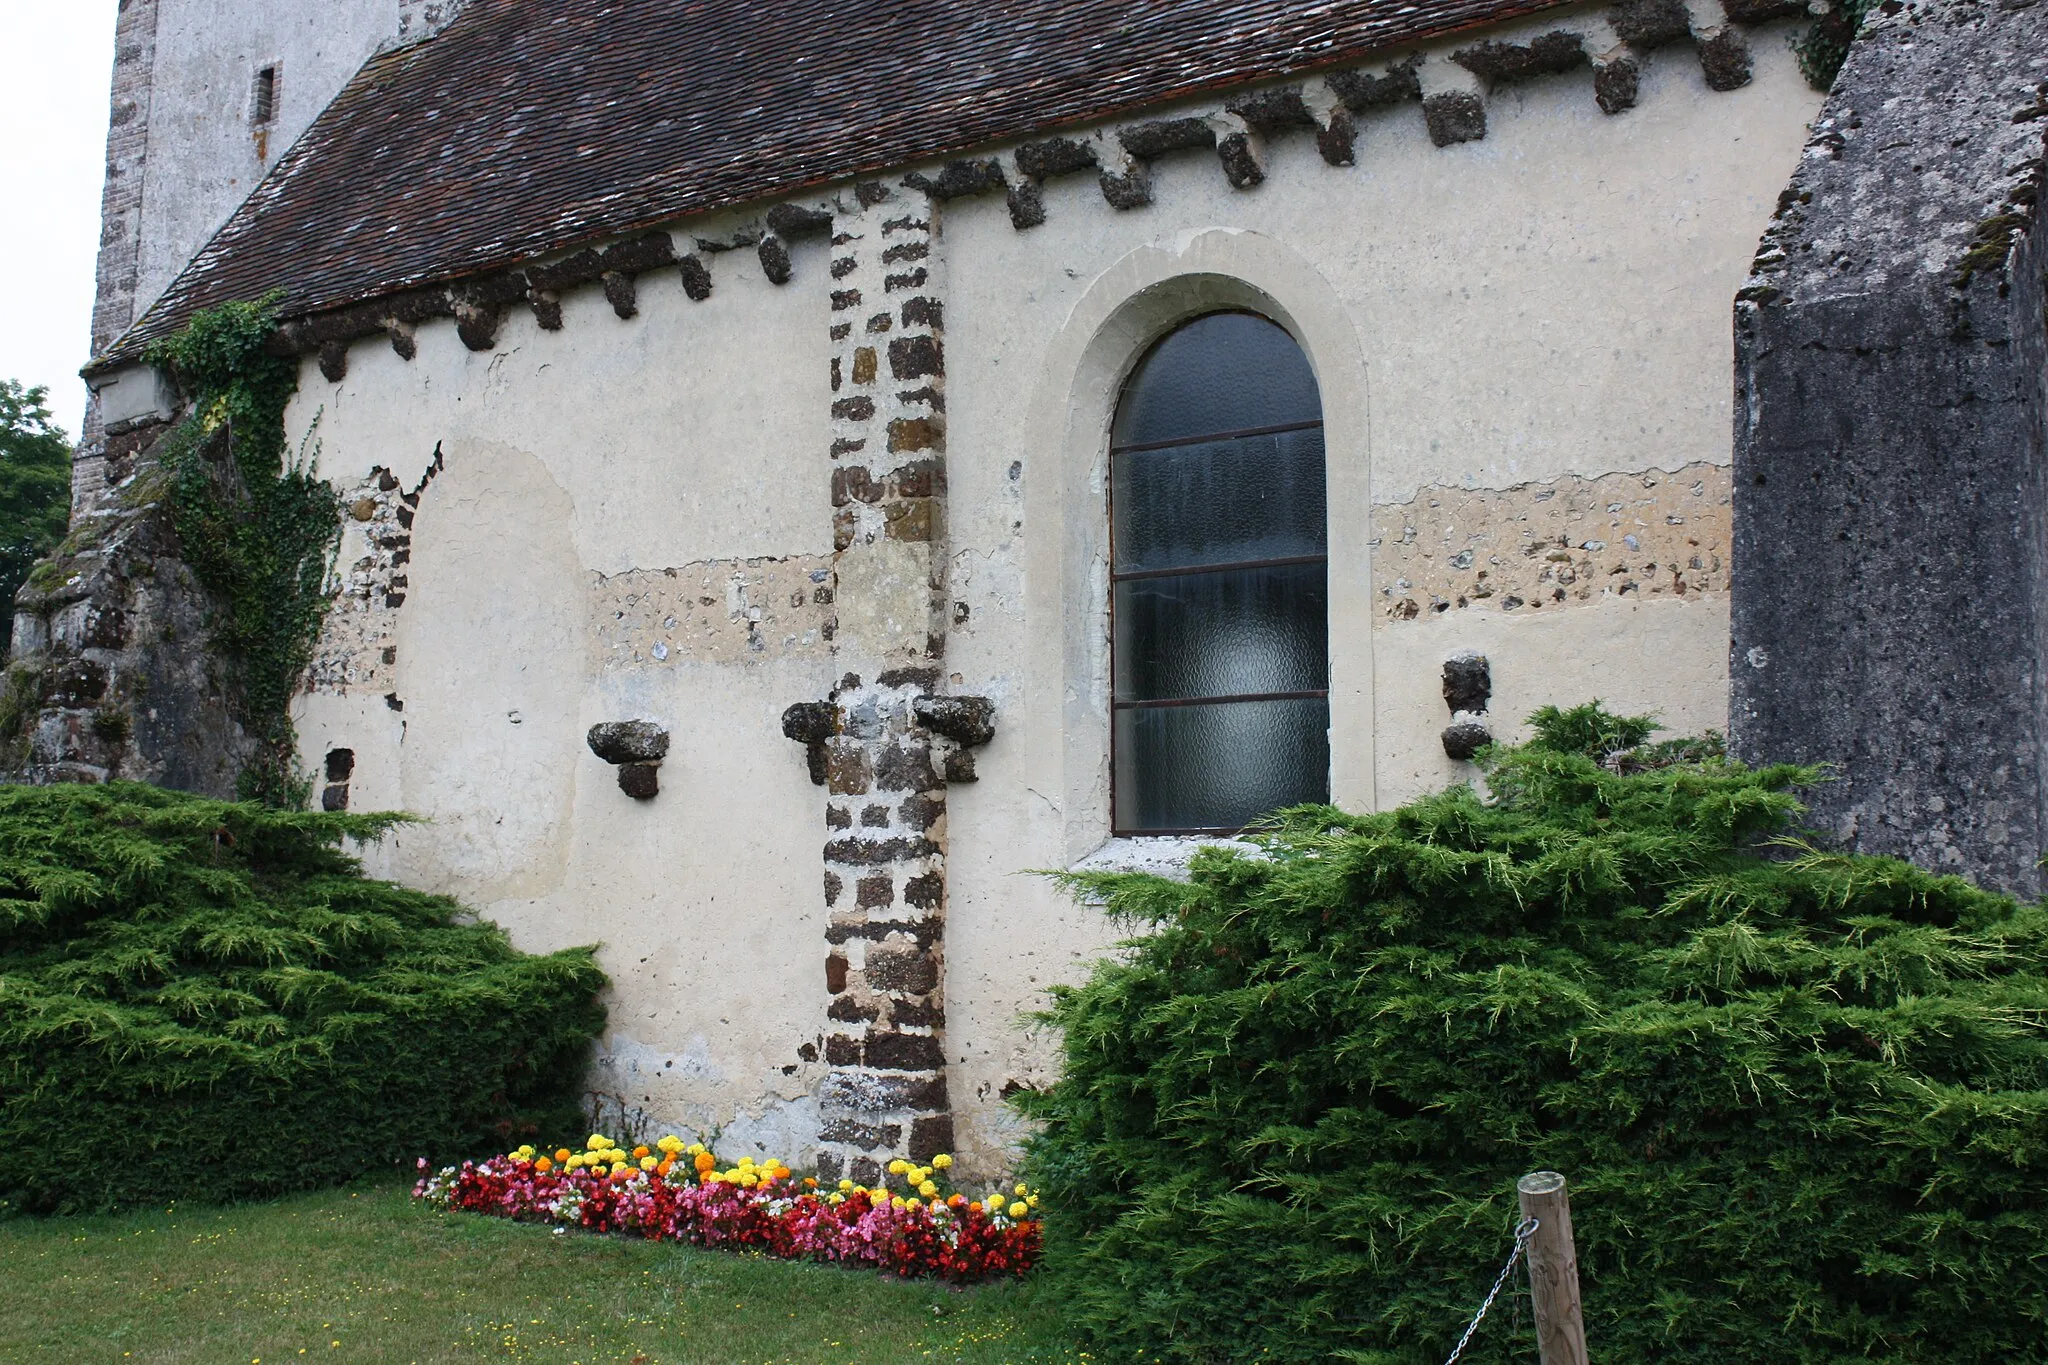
[[414, 1135, 1041, 1283]]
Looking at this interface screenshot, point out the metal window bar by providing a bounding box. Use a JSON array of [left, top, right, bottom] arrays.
[[1110, 551, 1328, 584], [1109, 417, 1324, 456]]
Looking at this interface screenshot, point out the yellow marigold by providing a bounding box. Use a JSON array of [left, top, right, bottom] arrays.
[[838, 1178, 854, 1192], [657, 1136, 684, 1155], [888, 1159, 909, 1176], [1028, 1195, 1039, 1209], [918, 1180, 938, 1198], [1015, 1182, 1029, 1196], [931, 1154, 953, 1170], [640, 1156, 658, 1172], [687, 1142, 706, 1156], [1009, 1201, 1028, 1218], [588, 1134, 610, 1151], [892, 1196, 907, 1210]]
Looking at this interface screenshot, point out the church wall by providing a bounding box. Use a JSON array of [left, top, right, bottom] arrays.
[[286, 249, 841, 1160], [933, 27, 1818, 1165], [263, 16, 1823, 1174]]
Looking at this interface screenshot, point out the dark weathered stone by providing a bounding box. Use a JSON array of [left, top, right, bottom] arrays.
[[1006, 181, 1045, 230], [321, 782, 349, 812], [829, 994, 881, 1023], [866, 947, 939, 995], [1119, 118, 1216, 158], [1226, 86, 1317, 130], [1609, 0, 1692, 48], [832, 396, 876, 422], [900, 296, 942, 330], [902, 160, 1005, 200], [908, 1115, 955, 1162], [601, 270, 636, 318], [865, 1030, 944, 1071], [1441, 720, 1492, 762], [766, 202, 833, 238], [1732, 0, 2048, 896], [1442, 655, 1491, 714], [857, 873, 894, 909], [587, 719, 669, 763], [616, 761, 660, 799], [912, 694, 996, 746], [825, 953, 848, 994], [902, 871, 944, 909], [1452, 31, 1587, 87], [889, 335, 942, 380], [1217, 132, 1264, 189], [876, 666, 940, 690], [893, 997, 945, 1027], [942, 749, 978, 783], [1595, 58, 1641, 115], [825, 1035, 863, 1066], [1720, 0, 1805, 22], [678, 254, 713, 300], [757, 235, 792, 284], [1698, 28, 1752, 90], [1099, 165, 1153, 210], [874, 740, 941, 792], [824, 835, 941, 865], [1423, 92, 1486, 147], [1014, 137, 1097, 180], [318, 341, 348, 383], [1327, 56, 1423, 111], [1317, 108, 1358, 166]]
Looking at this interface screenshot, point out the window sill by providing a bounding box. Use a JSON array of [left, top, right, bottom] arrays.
[[1068, 834, 1256, 881]]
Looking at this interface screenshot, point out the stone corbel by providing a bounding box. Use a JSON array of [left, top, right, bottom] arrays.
[[912, 695, 996, 782], [587, 720, 669, 798], [1440, 653, 1492, 761], [782, 700, 839, 785]]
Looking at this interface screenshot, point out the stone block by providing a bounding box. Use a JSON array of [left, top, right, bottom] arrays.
[[866, 947, 939, 995]]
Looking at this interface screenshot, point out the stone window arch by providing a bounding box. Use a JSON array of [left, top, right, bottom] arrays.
[[1108, 310, 1330, 834]]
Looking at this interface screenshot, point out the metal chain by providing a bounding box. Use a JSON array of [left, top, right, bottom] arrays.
[[1442, 1216, 1540, 1365]]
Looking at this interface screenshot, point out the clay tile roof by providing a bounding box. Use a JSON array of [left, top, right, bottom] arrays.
[[99, 0, 1573, 369]]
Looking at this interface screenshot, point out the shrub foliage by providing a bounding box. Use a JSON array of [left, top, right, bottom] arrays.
[[1023, 706, 2048, 1363], [0, 783, 605, 1214]]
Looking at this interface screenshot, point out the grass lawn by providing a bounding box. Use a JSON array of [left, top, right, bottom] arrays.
[[0, 1177, 1085, 1365]]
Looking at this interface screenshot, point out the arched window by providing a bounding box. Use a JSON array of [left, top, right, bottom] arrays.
[[1110, 311, 1329, 835]]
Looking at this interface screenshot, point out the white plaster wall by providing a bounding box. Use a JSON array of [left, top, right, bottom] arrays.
[[288, 250, 836, 1160], [936, 30, 1821, 1167], [137, 0, 396, 326], [264, 23, 1822, 1177]]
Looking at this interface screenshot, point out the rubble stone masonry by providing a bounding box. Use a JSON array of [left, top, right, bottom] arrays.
[[810, 185, 961, 1183]]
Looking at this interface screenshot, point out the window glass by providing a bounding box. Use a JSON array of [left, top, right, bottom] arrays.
[[1111, 312, 1330, 834]]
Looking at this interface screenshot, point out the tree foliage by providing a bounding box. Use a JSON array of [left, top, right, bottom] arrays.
[[0, 381, 73, 643], [1022, 705, 2048, 1363], [145, 297, 340, 806], [0, 782, 606, 1215]]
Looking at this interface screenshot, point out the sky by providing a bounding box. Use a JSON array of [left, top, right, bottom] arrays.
[[0, 3, 117, 439]]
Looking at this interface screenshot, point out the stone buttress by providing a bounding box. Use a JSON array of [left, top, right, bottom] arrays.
[[787, 182, 993, 1184]]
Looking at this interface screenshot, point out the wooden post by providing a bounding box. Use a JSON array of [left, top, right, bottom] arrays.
[[1517, 1170, 1589, 1365]]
